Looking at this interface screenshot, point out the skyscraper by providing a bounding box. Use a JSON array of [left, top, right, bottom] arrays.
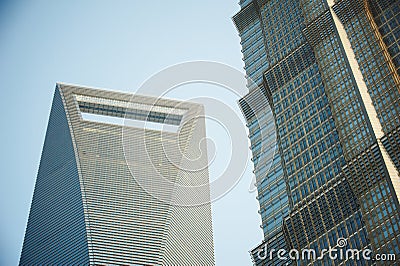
[[234, 0, 400, 265], [20, 84, 215, 265]]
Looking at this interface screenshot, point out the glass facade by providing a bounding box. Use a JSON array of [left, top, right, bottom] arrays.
[[20, 84, 215, 265], [235, 0, 400, 265]]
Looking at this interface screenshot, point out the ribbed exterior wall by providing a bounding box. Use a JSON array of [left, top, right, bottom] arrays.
[[233, 1, 269, 87], [19, 89, 90, 265], [20, 84, 215, 265], [368, 0, 400, 203], [162, 110, 214, 265], [239, 87, 289, 240], [234, 0, 400, 265]]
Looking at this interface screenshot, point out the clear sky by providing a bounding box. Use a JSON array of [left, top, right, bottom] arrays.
[[0, 1, 262, 265]]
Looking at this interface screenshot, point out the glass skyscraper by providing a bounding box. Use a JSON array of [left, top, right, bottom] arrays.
[[234, 0, 400, 265], [19, 84, 215, 265]]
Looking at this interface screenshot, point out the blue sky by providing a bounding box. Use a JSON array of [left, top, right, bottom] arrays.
[[0, 1, 262, 265]]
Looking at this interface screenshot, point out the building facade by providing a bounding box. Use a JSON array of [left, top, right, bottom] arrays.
[[20, 84, 215, 265], [234, 0, 400, 265]]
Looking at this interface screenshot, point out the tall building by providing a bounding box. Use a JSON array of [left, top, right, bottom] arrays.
[[20, 84, 215, 265], [234, 0, 400, 265]]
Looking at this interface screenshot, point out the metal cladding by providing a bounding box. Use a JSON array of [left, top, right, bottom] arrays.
[[20, 84, 215, 265], [234, 0, 400, 265]]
